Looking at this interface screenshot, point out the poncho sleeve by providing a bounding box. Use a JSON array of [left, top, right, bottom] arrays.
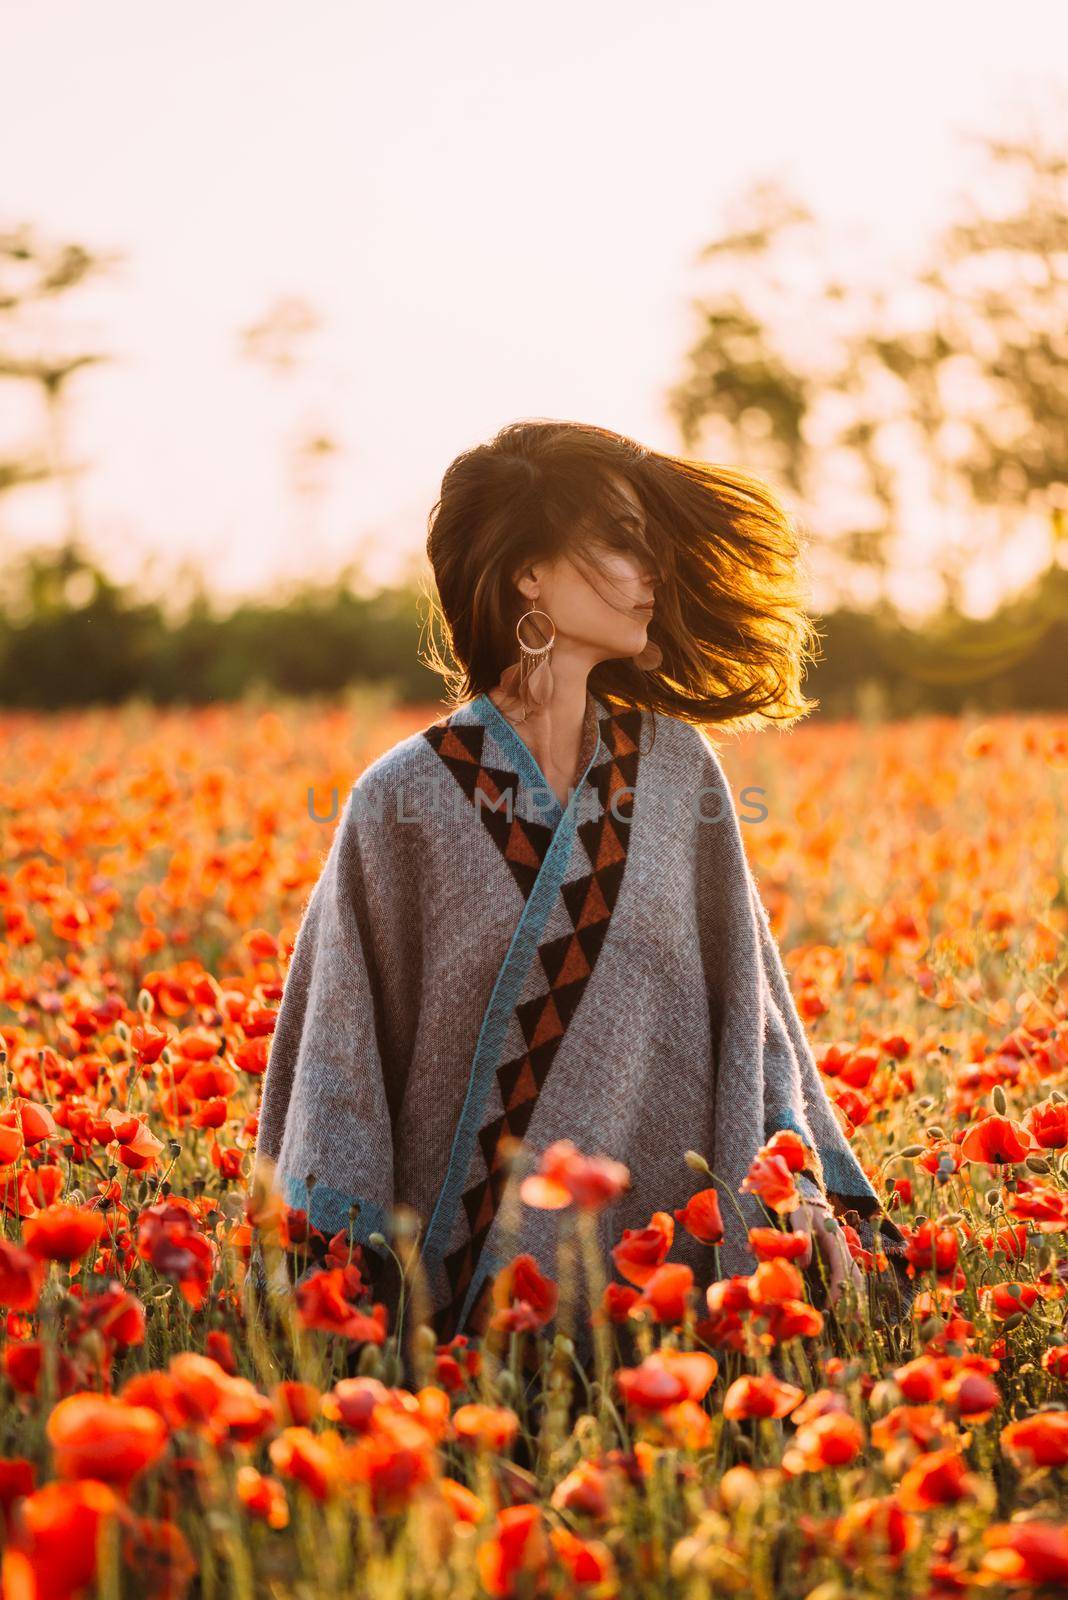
[[253, 783, 397, 1270]]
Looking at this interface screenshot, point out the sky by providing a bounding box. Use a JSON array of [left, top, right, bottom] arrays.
[[4, 0, 1068, 616]]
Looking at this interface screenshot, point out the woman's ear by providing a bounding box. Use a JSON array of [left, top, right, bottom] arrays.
[[512, 562, 541, 605]]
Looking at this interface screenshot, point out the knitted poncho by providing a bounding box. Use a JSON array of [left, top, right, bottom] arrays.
[[254, 689, 911, 1347]]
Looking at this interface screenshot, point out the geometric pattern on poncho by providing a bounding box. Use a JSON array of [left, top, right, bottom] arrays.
[[425, 703, 644, 1341]]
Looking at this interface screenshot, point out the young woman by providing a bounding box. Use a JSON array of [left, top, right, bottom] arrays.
[[253, 419, 912, 1356]]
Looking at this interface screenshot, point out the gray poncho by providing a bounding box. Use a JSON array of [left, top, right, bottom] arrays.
[[254, 690, 910, 1347]]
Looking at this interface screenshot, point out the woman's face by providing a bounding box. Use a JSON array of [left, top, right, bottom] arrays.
[[519, 476, 659, 663]]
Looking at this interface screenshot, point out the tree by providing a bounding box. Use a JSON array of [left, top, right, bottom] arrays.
[[0, 224, 118, 542]]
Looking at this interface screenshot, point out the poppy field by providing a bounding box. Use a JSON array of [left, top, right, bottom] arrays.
[[0, 692, 1066, 1599]]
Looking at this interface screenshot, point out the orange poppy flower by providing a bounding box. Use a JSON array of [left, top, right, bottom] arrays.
[[748, 1257, 806, 1307], [452, 1403, 520, 1453], [272, 1380, 322, 1427], [166, 1353, 276, 1445], [46, 1392, 169, 1488], [766, 1298, 825, 1342], [723, 1374, 804, 1420], [892, 1355, 948, 1404], [344, 1411, 437, 1516], [748, 1227, 810, 1263], [235, 1466, 289, 1529], [23, 1203, 107, 1263], [741, 1152, 801, 1216], [439, 1476, 485, 1525], [0, 1112, 25, 1165], [763, 1129, 811, 1171], [631, 1262, 694, 1325]]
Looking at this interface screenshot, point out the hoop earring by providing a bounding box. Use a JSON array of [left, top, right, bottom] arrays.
[[495, 601, 556, 723]]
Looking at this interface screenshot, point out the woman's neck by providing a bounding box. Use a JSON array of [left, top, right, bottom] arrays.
[[494, 647, 595, 808]]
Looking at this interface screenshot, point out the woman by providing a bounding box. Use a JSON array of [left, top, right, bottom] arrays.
[[253, 419, 912, 1355]]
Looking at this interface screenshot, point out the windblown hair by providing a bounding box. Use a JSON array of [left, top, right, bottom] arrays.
[[423, 419, 820, 731]]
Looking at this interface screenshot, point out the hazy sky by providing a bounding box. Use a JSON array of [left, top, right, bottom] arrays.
[[4, 0, 1067, 613]]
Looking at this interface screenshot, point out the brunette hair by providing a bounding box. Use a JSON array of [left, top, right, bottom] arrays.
[[423, 419, 819, 730]]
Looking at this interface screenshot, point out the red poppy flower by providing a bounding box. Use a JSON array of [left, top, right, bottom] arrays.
[[906, 1222, 959, 1276], [980, 1521, 1068, 1587], [673, 1187, 724, 1244], [477, 1504, 548, 1599], [610, 1211, 674, 1287], [0, 1240, 46, 1311], [782, 1412, 864, 1473], [23, 1204, 107, 1263], [268, 1427, 347, 1502], [1, 1479, 123, 1600], [598, 1281, 640, 1324], [519, 1139, 630, 1211], [615, 1355, 690, 1414], [550, 1526, 616, 1589], [833, 1496, 919, 1569], [551, 1459, 612, 1519], [296, 1268, 388, 1343], [136, 1201, 217, 1307], [236, 1465, 289, 1529], [1001, 1411, 1068, 1469], [960, 1115, 1033, 1166], [488, 1253, 558, 1333], [1024, 1099, 1068, 1149], [897, 1447, 983, 1509]]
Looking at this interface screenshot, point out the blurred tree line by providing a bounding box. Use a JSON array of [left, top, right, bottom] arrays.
[[1, 114, 1067, 719], [0, 534, 1064, 718]]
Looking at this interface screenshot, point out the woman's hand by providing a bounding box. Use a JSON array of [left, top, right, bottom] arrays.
[[791, 1197, 865, 1307]]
